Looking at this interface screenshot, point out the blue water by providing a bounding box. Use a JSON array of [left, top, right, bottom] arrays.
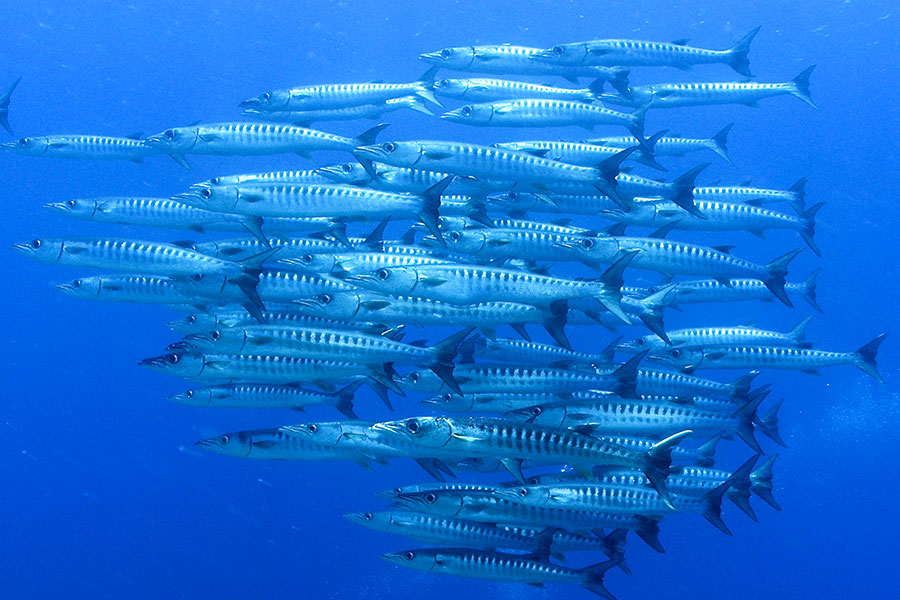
[[2, 1, 898, 598]]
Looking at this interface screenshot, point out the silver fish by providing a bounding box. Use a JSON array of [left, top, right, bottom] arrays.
[[0, 76, 21, 135], [1, 133, 161, 162], [242, 96, 433, 125], [169, 382, 362, 418]]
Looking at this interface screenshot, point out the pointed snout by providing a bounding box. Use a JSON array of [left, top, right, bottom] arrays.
[[418, 51, 442, 63], [43, 202, 68, 212]]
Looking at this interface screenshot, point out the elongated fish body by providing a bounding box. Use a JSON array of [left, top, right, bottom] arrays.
[[182, 269, 354, 306], [620, 320, 812, 353], [588, 123, 733, 162], [495, 140, 638, 167], [13, 237, 247, 279], [498, 482, 688, 516], [487, 191, 619, 216], [461, 336, 608, 366], [181, 325, 439, 366], [168, 310, 375, 335], [318, 161, 513, 196], [650, 336, 886, 382], [1, 133, 161, 161], [398, 364, 627, 395], [437, 227, 587, 263], [441, 99, 641, 134], [434, 77, 599, 103], [55, 275, 207, 306], [420, 44, 629, 82], [535, 29, 760, 75], [693, 177, 808, 211], [176, 182, 433, 221], [202, 169, 332, 187], [592, 366, 758, 400], [381, 547, 618, 597], [661, 271, 820, 311], [243, 96, 431, 125], [139, 352, 373, 383], [195, 427, 369, 461], [283, 251, 451, 276], [169, 382, 359, 415], [594, 434, 719, 467], [422, 392, 617, 414], [240, 72, 440, 112], [144, 122, 381, 157], [193, 236, 351, 261]]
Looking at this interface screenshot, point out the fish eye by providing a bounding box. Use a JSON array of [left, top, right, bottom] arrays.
[[526, 477, 539, 485], [424, 493, 436, 504], [406, 419, 420, 434], [167, 354, 180, 364], [671, 349, 682, 358], [440, 49, 451, 58], [448, 231, 460, 242], [531, 406, 543, 416], [506, 192, 517, 200], [201, 189, 212, 199], [582, 238, 595, 249], [553, 45, 565, 56], [262, 92, 271, 100], [441, 393, 452, 400], [187, 315, 196, 324], [164, 129, 175, 139], [66, 200, 77, 208], [190, 273, 204, 282], [186, 390, 194, 398], [376, 268, 391, 281], [518, 488, 529, 497], [405, 551, 416, 560], [438, 79, 449, 88], [647, 286, 658, 294], [308, 424, 318, 433], [393, 487, 402, 495], [220, 435, 229, 444], [460, 106, 472, 116], [382, 142, 396, 153], [210, 177, 220, 185], [409, 373, 419, 383], [364, 513, 373, 520], [300, 254, 313, 264], [635, 338, 645, 346], [211, 331, 221, 341], [71, 279, 82, 288], [28, 239, 42, 249], [19, 138, 30, 146], [318, 294, 332, 304], [341, 163, 352, 173]]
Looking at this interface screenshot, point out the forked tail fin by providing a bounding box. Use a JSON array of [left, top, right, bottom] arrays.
[[709, 123, 733, 163], [578, 559, 620, 600], [854, 333, 887, 383], [727, 26, 761, 77], [762, 248, 803, 307], [790, 65, 818, 109]]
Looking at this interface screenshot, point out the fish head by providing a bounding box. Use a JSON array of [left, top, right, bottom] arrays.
[[441, 227, 488, 255], [168, 313, 218, 334], [353, 141, 422, 168], [137, 352, 206, 378], [1, 136, 49, 155], [55, 276, 103, 298], [144, 126, 197, 152], [617, 334, 659, 353], [316, 161, 372, 185], [432, 78, 468, 98], [239, 89, 292, 110], [371, 416, 452, 448], [181, 329, 229, 353], [194, 430, 253, 457], [493, 485, 550, 505], [173, 272, 232, 300], [505, 403, 552, 424], [12, 237, 64, 262], [344, 265, 419, 296], [168, 387, 223, 407], [43, 198, 102, 220], [281, 253, 338, 275], [420, 392, 474, 412], [380, 549, 438, 572], [397, 368, 441, 393], [174, 184, 239, 212], [293, 291, 364, 320], [343, 511, 394, 533], [553, 233, 619, 261], [486, 190, 541, 212], [391, 488, 467, 516], [281, 421, 349, 447], [648, 346, 702, 371], [418, 46, 475, 69], [440, 103, 492, 125], [532, 42, 587, 65]]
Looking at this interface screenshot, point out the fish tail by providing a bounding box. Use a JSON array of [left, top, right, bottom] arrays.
[[729, 370, 760, 401], [695, 432, 725, 467], [762, 248, 803, 306], [854, 333, 887, 383], [732, 388, 768, 453], [787, 176, 808, 211], [367, 377, 395, 410], [601, 529, 631, 575], [635, 129, 669, 172], [404, 95, 435, 116], [353, 122, 390, 146], [670, 162, 709, 218], [788, 315, 814, 344], [751, 453, 782, 510], [727, 26, 760, 77], [725, 461, 758, 522], [634, 515, 664, 553], [428, 327, 475, 395], [702, 454, 759, 535], [635, 283, 678, 344], [626, 105, 651, 153], [610, 350, 646, 398], [0, 76, 21, 136], [578, 559, 620, 600], [801, 267, 822, 312], [594, 146, 638, 209], [643, 430, 693, 507], [418, 175, 453, 244], [790, 65, 818, 109], [607, 67, 631, 98], [415, 65, 443, 107], [709, 123, 734, 164], [543, 299, 572, 350], [757, 398, 785, 446], [334, 381, 364, 419], [594, 250, 639, 324]]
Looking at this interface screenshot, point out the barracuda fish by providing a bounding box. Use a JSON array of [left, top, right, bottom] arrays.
[[665, 458, 779, 518], [507, 390, 771, 453], [534, 28, 760, 76], [595, 433, 722, 468], [650, 270, 821, 312], [169, 381, 362, 417], [282, 252, 452, 278], [619, 318, 814, 354], [432, 226, 588, 265], [649, 334, 887, 382], [55, 274, 207, 307], [586, 123, 733, 163], [486, 191, 620, 216], [195, 427, 378, 465], [693, 177, 808, 212], [603, 66, 817, 110], [353, 140, 637, 207], [420, 43, 631, 84], [600, 199, 823, 256], [600, 366, 760, 401], [344, 252, 635, 323], [391, 486, 665, 552], [372, 415, 690, 499], [382, 548, 619, 599], [497, 456, 758, 536], [555, 232, 802, 306], [143, 122, 388, 168], [441, 99, 647, 141], [167, 309, 379, 335], [494, 135, 667, 171], [0, 76, 21, 135], [457, 336, 612, 368], [346, 511, 628, 567], [433, 76, 615, 103], [181, 326, 472, 393], [174, 178, 449, 241], [1, 133, 162, 162], [201, 168, 333, 187], [317, 161, 513, 196], [243, 96, 433, 125], [240, 68, 441, 112]]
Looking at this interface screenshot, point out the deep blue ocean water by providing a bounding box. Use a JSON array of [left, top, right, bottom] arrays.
[[2, 1, 898, 598]]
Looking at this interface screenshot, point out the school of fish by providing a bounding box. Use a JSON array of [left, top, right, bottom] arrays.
[[7, 27, 887, 599]]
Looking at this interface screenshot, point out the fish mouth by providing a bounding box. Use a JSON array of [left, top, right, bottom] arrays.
[[55, 282, 79, 293], [238, 97, 262, 108], [418, 51, 442, 63], [315, 165, 344, 178], [11, 242, 33, 253], [352, 145, 384, 159], [379, 552, 408, 566], [342, 273, 377, 285], [490, 488, 524, 502], [292, 298, 322, 309], [531, 49, 557, 60], [439, 110, 462, 120], [374, 488, 404, 500], [553, 241, 579, 250], [342, 512, 370, 526], [194, 437, 218, 448], [166, 392, 191, 404], [142, 135, 166, 146], [166, 340, 194, 352], [43, 202, 68, 212], [0, 141, 17, 149], [419, 397, 441, 407], [370, 421, 405, 435], [137, 355, 169, 368]]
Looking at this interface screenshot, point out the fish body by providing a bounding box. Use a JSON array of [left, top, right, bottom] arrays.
[[317, 161, 513, 195], [167, 309, 375, 335], [1, 133, 161, 161], [242, 96, 432, 125], [181, 269, 353, 306], [169, 382, 360, 417], [195, 427, 371, 462], [433, 77, 602, 103], [494, 139, 647, 168], [693, 177, 808, 211], [55, 274, 204, 306], [619, 319, 813, 354], [587, 123, 732, 163], [202, 168, 332, 187], [460, 336, 609, 366]]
